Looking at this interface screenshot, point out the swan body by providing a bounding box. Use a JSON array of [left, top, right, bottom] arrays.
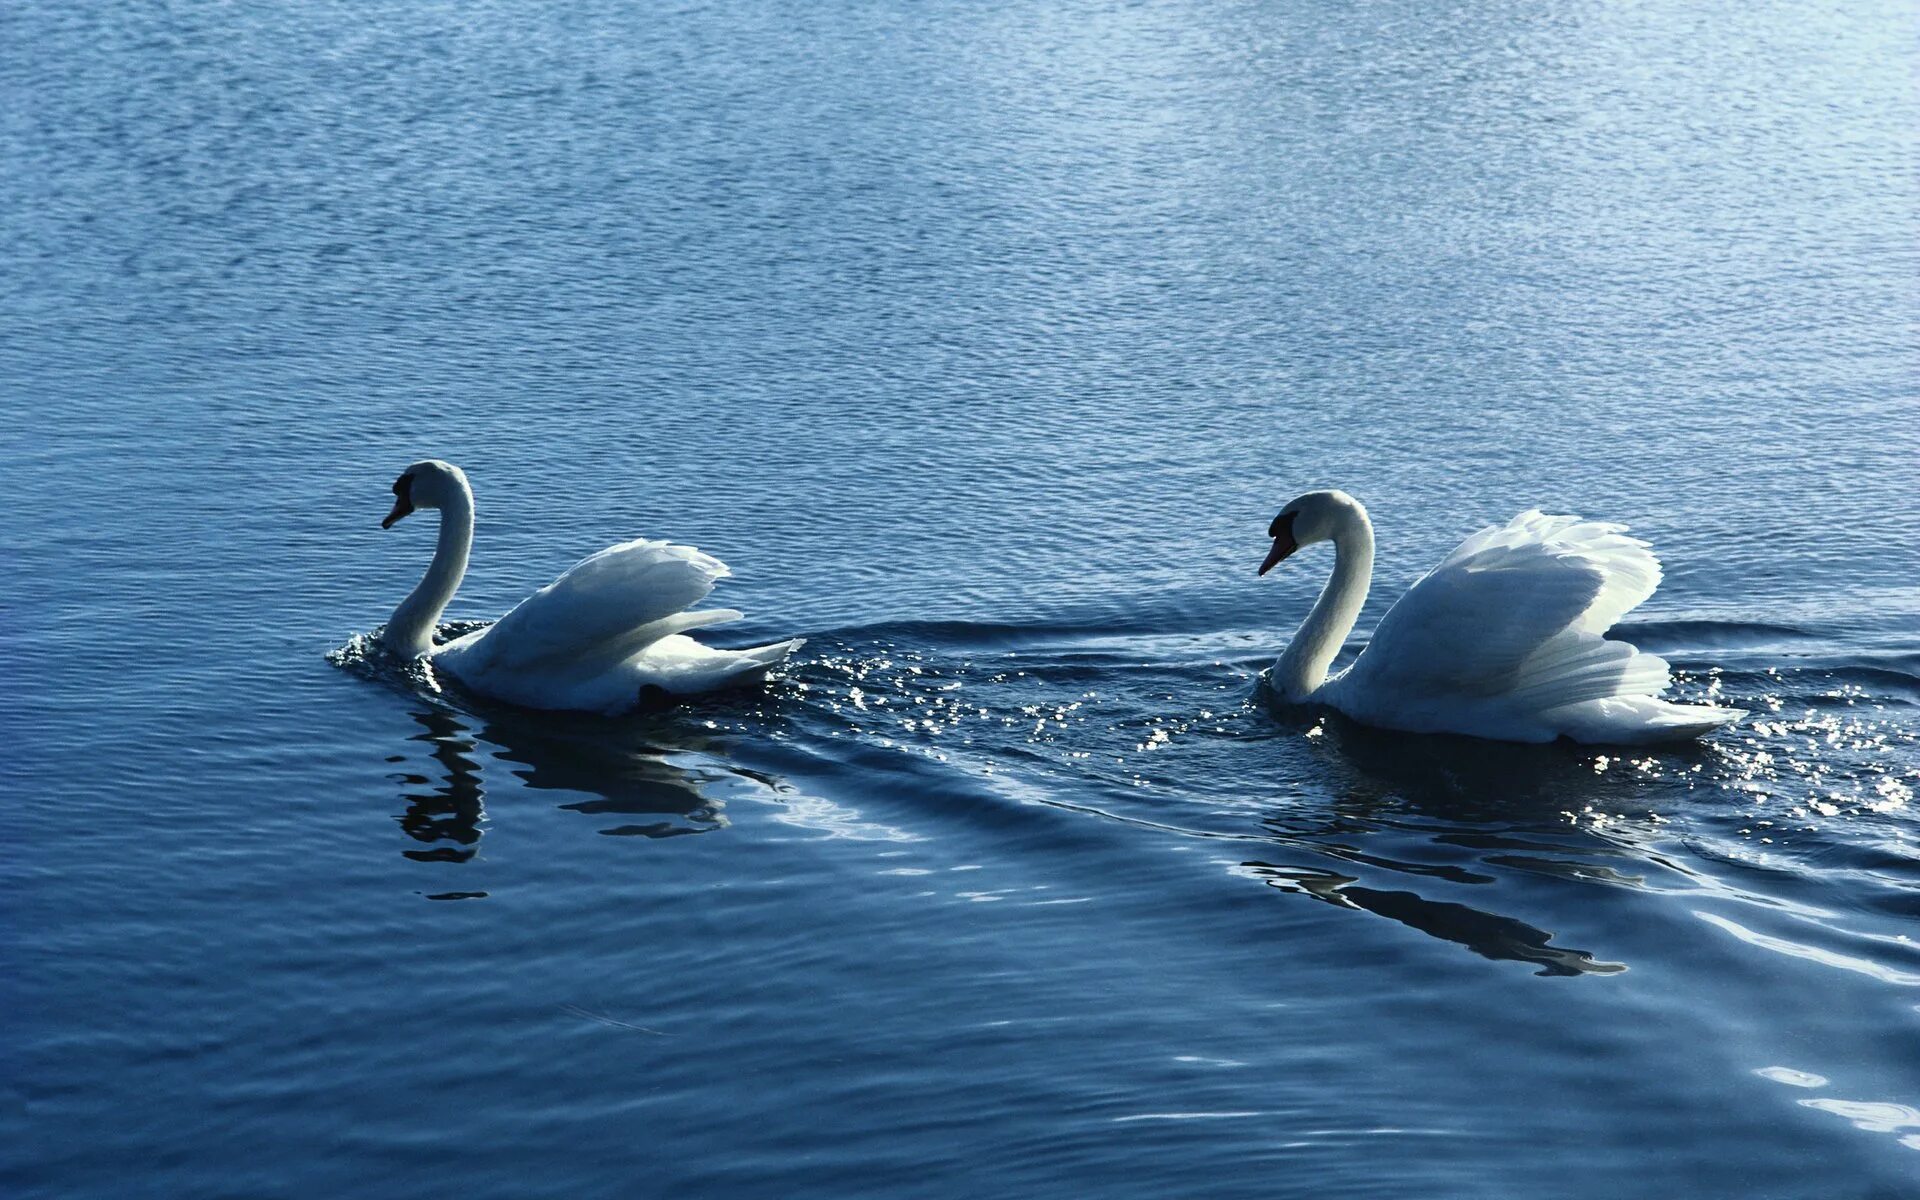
[[1257, 490, 1744, 745], [380, 460, 802, 713]]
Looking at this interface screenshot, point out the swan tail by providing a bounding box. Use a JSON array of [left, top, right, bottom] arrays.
[[628, 635, 805, 699], [698, 637, 806, 688], [727, 637, 806, 674], [1506, 631, 1744, 742], [1544, 696, 1747, 744]]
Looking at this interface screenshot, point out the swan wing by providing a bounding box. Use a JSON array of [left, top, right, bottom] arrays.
[[1436, 510, 1661, 635], [459, 538, 731, 674], [1340, 510, 1662, 702]]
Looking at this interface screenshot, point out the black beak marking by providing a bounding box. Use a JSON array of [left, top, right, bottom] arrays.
[[1260, 512, 1298, 576], [382, 472, 416, 529]]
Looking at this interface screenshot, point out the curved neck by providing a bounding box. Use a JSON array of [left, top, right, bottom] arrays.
[[388, 485, 473, 658], [1273, 514, 1374, 701]]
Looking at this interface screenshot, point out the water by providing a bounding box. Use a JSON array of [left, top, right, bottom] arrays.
[[5, 1, 1918, 1195]]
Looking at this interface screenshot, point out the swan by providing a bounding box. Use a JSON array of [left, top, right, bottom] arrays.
[[1256, 490, 1744, 744], [378, 459, 803, 713]]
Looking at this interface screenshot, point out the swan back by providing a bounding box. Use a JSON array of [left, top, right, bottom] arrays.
[[1336, 511, 1645, 701], [1320, 509, 1742, 743], [451, 538, 730, 677]]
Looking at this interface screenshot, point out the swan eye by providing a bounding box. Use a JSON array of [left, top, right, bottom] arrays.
[[393, 473, 414, 499], [1269, 512, 1295, 539]]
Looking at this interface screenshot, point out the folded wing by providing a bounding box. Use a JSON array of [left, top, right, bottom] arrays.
[[1339, 510, 1669, 710], [456, 538, 733, 676]]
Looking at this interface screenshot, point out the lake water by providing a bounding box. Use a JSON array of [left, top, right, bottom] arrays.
[[5, 1, 1918, 1195]]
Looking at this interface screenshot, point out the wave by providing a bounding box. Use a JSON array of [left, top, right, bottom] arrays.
[[802, 607, 1247, 651], [1612, 617, 1815, 648]]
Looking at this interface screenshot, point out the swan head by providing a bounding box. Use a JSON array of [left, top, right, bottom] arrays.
[[1260, 489, 1366, 575], [382, 460, 469, 529]]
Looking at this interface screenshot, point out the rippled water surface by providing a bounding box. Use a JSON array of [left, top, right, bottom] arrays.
[[6, 1, 1919, 1196]]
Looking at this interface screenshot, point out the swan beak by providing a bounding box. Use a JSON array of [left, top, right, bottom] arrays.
[[1259, 513, 1297, 575], [1259, 535, 1297, 575], [381, 496, 415, 529]]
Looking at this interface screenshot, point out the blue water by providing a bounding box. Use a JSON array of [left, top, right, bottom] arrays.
[[6, 1, 1919, 1195]]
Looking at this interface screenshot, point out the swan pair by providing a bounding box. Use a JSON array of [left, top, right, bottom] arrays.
[[374, 461, 1742, 744]]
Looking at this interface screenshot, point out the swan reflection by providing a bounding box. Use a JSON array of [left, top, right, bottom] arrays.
[[1238, 861, 1626, 977], [390, 700, 766, 864], [1238, 709, 1699, 976], [394, 706, 487, 862]]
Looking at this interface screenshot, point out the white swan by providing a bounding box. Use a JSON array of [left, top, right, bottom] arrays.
[[379, 460, 803, 713], [1256, 490, 1744, 744]]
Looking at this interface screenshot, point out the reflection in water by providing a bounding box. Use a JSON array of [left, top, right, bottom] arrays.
[[394, 707, 485, 863], [1234, 707, 1674, 976], [389, 700, 762, 867], [480, 707, 734, 839], [1240, 861, 1625, 977], [1296, 706, 1712, 819]]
